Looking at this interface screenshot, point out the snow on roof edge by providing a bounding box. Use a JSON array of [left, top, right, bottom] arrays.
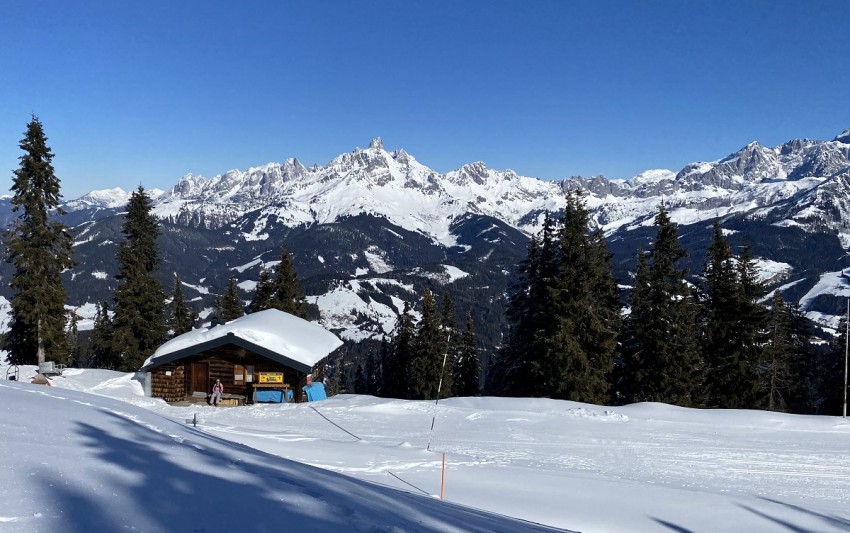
[[141, 309, 343, 370]]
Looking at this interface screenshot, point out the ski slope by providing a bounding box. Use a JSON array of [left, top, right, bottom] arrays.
[[1, 366, 849, 532]]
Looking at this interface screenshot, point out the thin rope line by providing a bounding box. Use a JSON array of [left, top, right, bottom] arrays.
[[427, 332, 452, 451], [387, 471, 429, 496], [310, 405, 361, 441]]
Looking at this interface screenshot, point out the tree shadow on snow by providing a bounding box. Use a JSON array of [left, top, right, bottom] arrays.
[[650, 517, 695, 533], [35, 410, 569, 533], [735, 497, 850, 533]]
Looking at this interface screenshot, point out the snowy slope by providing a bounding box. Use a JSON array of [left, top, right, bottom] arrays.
[[0, 375, 564, 533], [2, 367, 849, 532]]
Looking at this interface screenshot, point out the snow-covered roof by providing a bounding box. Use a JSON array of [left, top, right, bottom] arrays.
[[140, 309, 343, 372]]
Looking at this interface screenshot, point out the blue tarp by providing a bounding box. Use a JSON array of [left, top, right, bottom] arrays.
[[254, 389, 294, 403], [304, 382, 327, 402], [255, 390, 284, 403]]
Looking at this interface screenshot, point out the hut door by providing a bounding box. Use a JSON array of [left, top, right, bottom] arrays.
[[191, 362, 209, 393]]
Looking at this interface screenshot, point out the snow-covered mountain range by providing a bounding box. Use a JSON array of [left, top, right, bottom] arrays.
[[65, 130, 850, 251], [5, 128, 850, 355]]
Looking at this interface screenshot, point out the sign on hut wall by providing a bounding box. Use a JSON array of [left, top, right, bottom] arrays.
[[258, 372, 284, 384]]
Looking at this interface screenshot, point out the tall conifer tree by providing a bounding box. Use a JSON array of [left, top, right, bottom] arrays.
[[383, 303, 414, 398], [620, 205, 704, 407], [4, 116, 74, 365], [270, 247, 307, 318], [439, 292, 458, 397], [65, 312, 81, 367], [819, 315, 849, 415], [453, 312, 481, 397], [493, 213, 557, 396], [731, 245, 769, 408], [763, 292, 794, 411], [168, 274, 194, 336], [702, 220, 742, 406], [365, 347, 381, 396], [497, 192, 619, 402], [410, 289, 447, 399], [762, 294, 819, 413], [249, 268, 274, 313], [90, 302, 118, 370], [112, 186, 165, 371], [217, 276, 245, 322], [546, 193, 620, 403]]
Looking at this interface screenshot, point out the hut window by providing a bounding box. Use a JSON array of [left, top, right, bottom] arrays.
[[234, 365, 245, 384], [246, 365, 254, 383]]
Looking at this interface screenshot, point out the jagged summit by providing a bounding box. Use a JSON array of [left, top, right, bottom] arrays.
[[61, 129, 850, 249]]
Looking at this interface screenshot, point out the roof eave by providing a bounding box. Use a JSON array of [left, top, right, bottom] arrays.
[[139, 332, 315, 374]]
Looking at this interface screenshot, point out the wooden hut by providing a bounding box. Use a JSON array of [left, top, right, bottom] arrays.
[[139, 309, 343, 405]]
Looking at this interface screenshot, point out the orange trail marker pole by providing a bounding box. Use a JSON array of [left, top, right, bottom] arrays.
[[440, 452, 446, 500]]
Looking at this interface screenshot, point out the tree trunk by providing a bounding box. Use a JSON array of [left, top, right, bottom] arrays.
[[37, 317, 46, 365]]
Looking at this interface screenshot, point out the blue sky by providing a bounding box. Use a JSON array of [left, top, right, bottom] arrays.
[[1, 1, 849, 198]]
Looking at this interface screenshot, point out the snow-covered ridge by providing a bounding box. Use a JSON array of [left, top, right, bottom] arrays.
[[64, 187, 165, 210], [68, 129, 850, 242]]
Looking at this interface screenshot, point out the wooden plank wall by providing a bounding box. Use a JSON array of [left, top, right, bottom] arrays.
[[150, 364, 185, 402]]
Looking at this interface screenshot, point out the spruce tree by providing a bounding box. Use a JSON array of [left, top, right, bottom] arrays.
[[731, 245, 768, 408], [615, 249, 649, 403], [168, 274, 194, 336], [4, 116, 74, 365], [410, 289, 447, 399], [354, 363, 367, 394], [365, 347, 381, 396], [785, 303, 820, 414], [270, 247, 307, 318], [620, 204, 704, 407], [112, 186, 166, 371], [497, 192, 620, 403], [439, 292, 458, 398], [65, 311, 81, 367], [763, 292, 794, 411], [701, 225, 768, 409], [819, 315, 849, 415], [494, 212, 557, 396], [769, 297, 819, 414], [548, 194, 620, 403], [90, 302, 118, 370], [375, 337, 391, 397], [702, 220, 740, 406], [249, 268, 274, 313], [217, 276, 245, 322], [453, 312, 481, 396], [383, 303, 415, 398]]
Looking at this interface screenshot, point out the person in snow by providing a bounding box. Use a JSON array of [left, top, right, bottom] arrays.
[[210, 379, 223, 406]]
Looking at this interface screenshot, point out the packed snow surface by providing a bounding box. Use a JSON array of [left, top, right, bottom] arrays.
[[1, 366, 848, 532]]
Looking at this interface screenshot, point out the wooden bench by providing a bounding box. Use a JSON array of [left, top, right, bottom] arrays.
[[218, 393, 246, 406]]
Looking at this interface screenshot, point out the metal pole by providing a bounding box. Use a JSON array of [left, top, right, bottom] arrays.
[[427, 333, 451, 452], [842, 299, 850, 418]]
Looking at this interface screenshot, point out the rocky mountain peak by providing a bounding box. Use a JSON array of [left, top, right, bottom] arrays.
[[835, 128, 850, 144]]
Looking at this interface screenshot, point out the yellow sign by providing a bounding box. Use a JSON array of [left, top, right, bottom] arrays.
[[258, 372, 284, 384]]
